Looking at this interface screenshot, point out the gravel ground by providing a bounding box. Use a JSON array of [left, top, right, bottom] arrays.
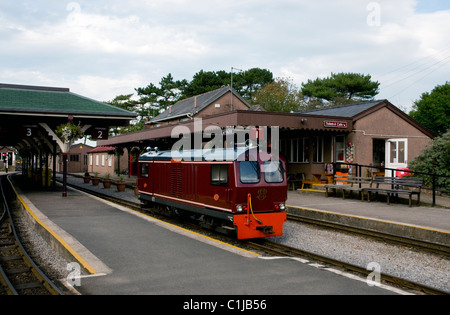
[[14, 209, 72, 291], [270, 220, 449, 293]]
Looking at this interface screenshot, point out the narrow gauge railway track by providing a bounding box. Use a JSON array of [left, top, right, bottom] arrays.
[[60, 178, 448, 295], [287, 212, 450, 257], [0, 176, 63, 295], [245, 238, 447, 295]]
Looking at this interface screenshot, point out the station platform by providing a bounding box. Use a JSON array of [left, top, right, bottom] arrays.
[[287, 191, 450, 248], [62, 172, 449, 247], [4, 172, 412, 296]]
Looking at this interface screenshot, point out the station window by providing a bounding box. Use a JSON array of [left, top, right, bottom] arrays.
[[335, 136, 345, 162], [211, 164, 228, 186], [239, 161, 260, 184], [282, 138, 309, 163], [313, 136, 324, 163], [140, 163, 149, 178]]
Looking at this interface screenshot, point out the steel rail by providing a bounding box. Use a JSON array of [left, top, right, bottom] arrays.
[[0, 192, 18, 295], [0, 175, 64, 295]]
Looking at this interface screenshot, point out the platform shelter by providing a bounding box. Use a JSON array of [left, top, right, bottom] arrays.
[[0, 83, 136, 196]]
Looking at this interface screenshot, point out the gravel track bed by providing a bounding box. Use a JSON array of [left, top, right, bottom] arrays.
[[13, 209, 71, 292], [270, 220, 449, 293]]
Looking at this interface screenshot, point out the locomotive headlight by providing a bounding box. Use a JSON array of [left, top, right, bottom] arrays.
[[279, 203, 286, 211], [236, 204, 243, 212]]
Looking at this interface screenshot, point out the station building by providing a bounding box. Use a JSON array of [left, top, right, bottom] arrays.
[[97, 87, 434, 186], [86, 145, 129, 175], [54, 143, 94, 173]]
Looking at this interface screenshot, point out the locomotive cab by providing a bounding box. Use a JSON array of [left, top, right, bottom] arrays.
[[231, 150, 287, 239]]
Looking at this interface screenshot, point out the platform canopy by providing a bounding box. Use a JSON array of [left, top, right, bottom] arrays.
[[0, 83, 136, 154], [0, 83, 136, 196]]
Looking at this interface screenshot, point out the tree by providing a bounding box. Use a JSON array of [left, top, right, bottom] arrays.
[[409, 130, 450, 191], [136, 73, 185, 113], [301, 72, 380, 106], [181, 70, 229, 98], [254, 78, 304, 113], [409, 82, 450, 137], [239, 68, 274, 103], [181, 68, 274, 103], [106, 94, 142, 134], [107, 68, 275, 135]]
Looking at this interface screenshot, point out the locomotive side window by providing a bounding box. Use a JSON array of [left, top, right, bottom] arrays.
[[239, 161, 260, 184], [211, 164, 228, 186], [263, 161, 284, 183], [140, 163, 149, 178]]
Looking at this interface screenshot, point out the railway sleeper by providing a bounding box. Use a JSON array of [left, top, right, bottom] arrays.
[[14, 282, 43, 290]]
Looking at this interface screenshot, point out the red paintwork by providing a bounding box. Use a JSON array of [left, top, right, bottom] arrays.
[[137, 149, 288, 239]]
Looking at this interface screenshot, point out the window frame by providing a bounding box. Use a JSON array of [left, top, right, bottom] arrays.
[[140, 163, 149, 178], [210, 164, 229, 186], [313, 136, 324, 163], [335, 135, 345, 163], [239, 161, 260, 184], [263, 161, 285, 183]]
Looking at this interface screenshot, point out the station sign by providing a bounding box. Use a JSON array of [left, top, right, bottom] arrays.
[[323, 121, 348, 128], [22, 125, 38, 137], [91, 127, 109, 140]]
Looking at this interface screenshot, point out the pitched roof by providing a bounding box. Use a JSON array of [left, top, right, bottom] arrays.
[[301, 100, 386, 118], [0, 83, 136, 118], [150, 86, 250, 123], [88, 146, 117, 153], [302, 99, 435, 138]]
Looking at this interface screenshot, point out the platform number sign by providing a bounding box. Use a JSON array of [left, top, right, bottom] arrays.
[[22, 125, 38, 137], [91, 127, 109, 140]]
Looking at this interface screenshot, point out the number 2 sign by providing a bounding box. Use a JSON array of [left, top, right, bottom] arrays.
[[91, 127, 109, 140]]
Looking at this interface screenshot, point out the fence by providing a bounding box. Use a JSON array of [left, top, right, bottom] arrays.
[[331, 162, 450, 207]]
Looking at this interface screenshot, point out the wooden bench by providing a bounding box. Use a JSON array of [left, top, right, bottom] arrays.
[[363, 176, 423, 207], [325, 175, 373, 199], [301, 173, 330, 190], [288, 173, 304, 191]]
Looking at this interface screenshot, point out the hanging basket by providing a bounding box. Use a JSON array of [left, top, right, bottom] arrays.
[[55, 122, 84, 143]]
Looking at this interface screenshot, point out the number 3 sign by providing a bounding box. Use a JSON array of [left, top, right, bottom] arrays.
[[22, 125, 38, 137]]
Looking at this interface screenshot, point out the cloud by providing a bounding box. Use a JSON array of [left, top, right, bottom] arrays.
[[0, 0, 449, 110]]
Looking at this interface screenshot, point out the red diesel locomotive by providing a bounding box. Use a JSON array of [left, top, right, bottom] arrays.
[[137, 147, 287, 239]]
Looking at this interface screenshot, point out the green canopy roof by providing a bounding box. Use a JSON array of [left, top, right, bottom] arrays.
[[0, 83, 136, 118]]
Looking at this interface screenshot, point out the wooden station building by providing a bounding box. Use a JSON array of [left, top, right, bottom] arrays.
[[98, 87, 434, 187]]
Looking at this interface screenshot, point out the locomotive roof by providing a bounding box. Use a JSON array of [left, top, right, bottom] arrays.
[[139, 147, 265, 162]]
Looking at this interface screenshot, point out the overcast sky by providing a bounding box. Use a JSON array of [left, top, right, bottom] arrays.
[[1, 0, 449, 113]]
